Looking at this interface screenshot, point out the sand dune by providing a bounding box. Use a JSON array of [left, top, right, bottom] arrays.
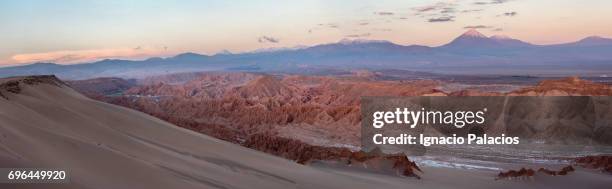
[[0, 76, 401, 189], [1, 75, 611, 189]]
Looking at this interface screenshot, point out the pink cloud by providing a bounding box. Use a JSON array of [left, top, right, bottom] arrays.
[[10, 47, 173, 64]]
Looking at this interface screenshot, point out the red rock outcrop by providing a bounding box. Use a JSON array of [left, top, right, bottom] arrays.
[[574, 155, 612, 174], [67, 77, 135, 96], [496, 168, 535, 180], [496, 166, 575, 180], [94, 72, 441, 147], [75, 74, 612, 147], [68, 73, 612, 170], [509, 76, 612, 96], [537, 166, 575, 176], [243, 133, 422, 179]]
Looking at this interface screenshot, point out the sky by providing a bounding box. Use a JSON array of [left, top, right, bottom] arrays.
[[1, 0, 612, 65]]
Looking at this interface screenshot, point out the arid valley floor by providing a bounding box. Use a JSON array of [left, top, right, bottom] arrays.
[[1, 72, 612, 188]]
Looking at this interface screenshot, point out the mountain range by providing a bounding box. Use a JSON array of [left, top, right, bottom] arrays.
[[1, 29, 612, 79]]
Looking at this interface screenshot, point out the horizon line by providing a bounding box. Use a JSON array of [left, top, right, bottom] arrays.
[[3, 29, 611, 67]]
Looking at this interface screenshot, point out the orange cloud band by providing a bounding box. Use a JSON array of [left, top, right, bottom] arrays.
[[11, 47, 173, 64]]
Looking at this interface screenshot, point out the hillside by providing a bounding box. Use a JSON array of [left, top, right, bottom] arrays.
[[2, 75, 612, 189], [0, 75, 407, 189]]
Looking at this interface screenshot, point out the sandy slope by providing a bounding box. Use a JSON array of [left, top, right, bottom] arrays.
[[1, 76, 611, 189], [0, 77, 396, 189]]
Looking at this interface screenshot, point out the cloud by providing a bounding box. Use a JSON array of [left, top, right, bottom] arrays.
[[326, 23, 339, 28], [414, 6, 437, 12], [413, 2, 456, 13], [474, 0, 512, 5], [428, 17, 454, 22], [492, 28, 504, 32], [503, 11, 517, 16], [312, 23, 340, 31], [10, 47, 170, 64], [464, 25, 492, 29], [440, 7, 455, 14], [461, 9, 483, 13], [374, 11, 394, 16], [413, 2, 459, 22], [257, 36, 279, 43], [374, 28, 393, 32], [491, 0, 512, 4]]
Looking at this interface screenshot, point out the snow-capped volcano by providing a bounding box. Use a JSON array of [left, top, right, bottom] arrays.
[[442, 29, 532, 48], [442, 29, 497, 48], [462, 29, 488, 38], [2, 29, 612, 79]]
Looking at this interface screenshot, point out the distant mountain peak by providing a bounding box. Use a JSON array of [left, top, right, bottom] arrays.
[[578, 36, 612, 43], [461, 29, 487, 38], [29, 62, 60, 66], [247, 45, 308, 53], [337, 38, 391, 45], [565, 35, 612, 46], [174, 52, 206, 58], [442, 29, 494, 48], [216, 49, 233, 55], [442, 30, 533, 48], [582, 36, 607, 40], [145, 57, 164, 61]]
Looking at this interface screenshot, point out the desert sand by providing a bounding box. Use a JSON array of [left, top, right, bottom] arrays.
[[1, 76, 611, 189]]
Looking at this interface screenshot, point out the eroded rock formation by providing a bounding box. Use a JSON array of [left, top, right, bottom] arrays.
[[496, 166, 575, 180], [574, 155, 612, 174], [66, 73, 612, 169], [243, 133, 422, 179], [66, 77, 135, 96], [509, 76, 612, 96]]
